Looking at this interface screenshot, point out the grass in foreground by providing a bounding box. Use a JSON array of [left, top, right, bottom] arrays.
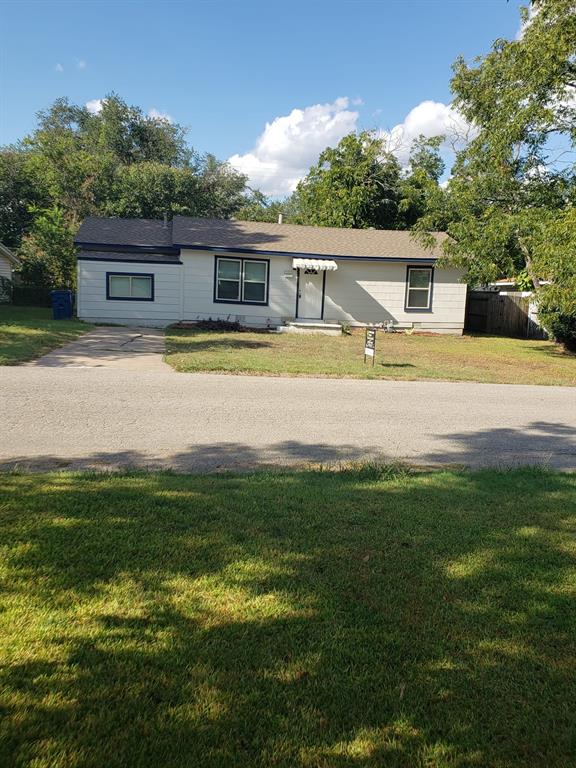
[[0, 306, 91, 365], [165, 328, 576, 385], [1, 467, 575, 768]]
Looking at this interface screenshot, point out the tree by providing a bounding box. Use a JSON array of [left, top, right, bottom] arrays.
[[0, 149, 48, 248], [33, 94, 191, 167], [18, 207, 76, 288], [0, 95, 253, 284], [105, 163, 203, 219], [234, 190, 295, 223], [194, 154, 249, 219], [293, 131, 402, 229], [531, 208, 576, 349], [398, 135, 446, 229], [415, 0, 576, 344], [22, 95, 194, 226]]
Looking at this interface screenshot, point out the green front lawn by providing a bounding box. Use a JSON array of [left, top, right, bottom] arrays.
[[0, 306, 91, 365], [1, 467, 575, 767], [165, 327, 576, 386]]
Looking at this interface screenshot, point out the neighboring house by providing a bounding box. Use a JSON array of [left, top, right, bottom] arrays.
[[74, 217, 467, 334], [0, 243, 21, 302], [488, 278, 524, 292]]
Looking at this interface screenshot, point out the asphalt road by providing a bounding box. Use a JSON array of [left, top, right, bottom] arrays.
[[2, 368, 576, 471]]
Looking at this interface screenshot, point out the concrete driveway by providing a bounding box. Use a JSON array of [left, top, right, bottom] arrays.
[[26, 326, 169, 370], [1, 367, 575, 471]]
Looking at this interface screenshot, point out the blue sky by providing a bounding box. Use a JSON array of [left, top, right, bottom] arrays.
[[1, 0, 524, 195]]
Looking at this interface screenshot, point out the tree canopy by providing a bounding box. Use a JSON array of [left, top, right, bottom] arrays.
[[291, 132, 403, 229], [414, 0, 576, 346], [0, 94, 249, 286]]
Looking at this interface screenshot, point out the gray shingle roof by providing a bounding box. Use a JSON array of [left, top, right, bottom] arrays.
[[76, 217, 174, 249], [173, 218, 444, 259], [75, 216, 445, 260], [77, 250, 181, 264]]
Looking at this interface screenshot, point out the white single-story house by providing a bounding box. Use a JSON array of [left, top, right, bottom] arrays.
[[0, 243, 21, 302], [74, 217, 467, 334]]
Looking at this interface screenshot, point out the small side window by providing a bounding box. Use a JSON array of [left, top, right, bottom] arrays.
[[405, 267, 433, 310], [107, 273, 154, 301]]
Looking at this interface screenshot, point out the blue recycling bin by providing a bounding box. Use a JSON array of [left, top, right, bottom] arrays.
[[50, 290, 73, 320]]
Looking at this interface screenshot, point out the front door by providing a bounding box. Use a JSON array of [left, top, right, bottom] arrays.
[[297, 269, 324, 319]]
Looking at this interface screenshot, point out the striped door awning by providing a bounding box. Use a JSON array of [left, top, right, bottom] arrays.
[[292, 258, 338, 271]]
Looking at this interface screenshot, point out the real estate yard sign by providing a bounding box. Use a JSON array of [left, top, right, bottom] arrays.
[[364, 328, 376, 365]]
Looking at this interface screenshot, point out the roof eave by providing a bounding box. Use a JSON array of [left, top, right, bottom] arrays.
[[0, 243, 21, 266], [175, 243, 437, 262], [75, 241, 180, 255]]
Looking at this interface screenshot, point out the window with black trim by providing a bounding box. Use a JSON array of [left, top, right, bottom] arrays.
[[215, 257, 268, 304], [107, 272, 154, 301], [405, 267, 433, 310]]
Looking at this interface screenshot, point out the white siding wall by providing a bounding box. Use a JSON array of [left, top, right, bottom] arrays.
[[0, 255, 12, 303], [323, 261, 467, 332], [181, 250, 296, 327], [0, 255, 12, 280], [181, 251, 465, 331], [77, 259, 182, 326], [77, 251, 467, 332]]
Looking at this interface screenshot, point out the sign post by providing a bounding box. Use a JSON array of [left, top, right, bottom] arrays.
[[364, 327, 376, 365]]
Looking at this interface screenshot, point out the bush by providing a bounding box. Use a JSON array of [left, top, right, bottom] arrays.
[[537, 281, 576, 352], [12, 285, 55, 307], [198, 319, 244, 332], [0, 276, 12, 303], [538, 309, 576, 351]]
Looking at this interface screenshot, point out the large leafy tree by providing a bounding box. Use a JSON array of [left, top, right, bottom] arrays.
[[195, 154, 251, 219], [398, 135, 447, 229], [533, 208, 576, 348], [293, 131, 403, 229], [234, 190, 297, 223], [0, 149, 48, 248], [1, 94, 250, 286], [31, 95, 191, 168], [416, 0, 576, 345], [104, 162, 202, 219]]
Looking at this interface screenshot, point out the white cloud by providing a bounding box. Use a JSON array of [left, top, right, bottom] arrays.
[[380, 100, 474, 165], [76, 59, 87, 70], [85, 99, 103, 114], [54, 62, 64, 73], [148, 108, 172, 123], [228, 97, 473, 197], [228, 97, 360, 197]]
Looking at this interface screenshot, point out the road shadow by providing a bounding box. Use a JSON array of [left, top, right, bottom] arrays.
[[0, 441, 390, 473], [1, 422, 575, 473], [423, 421, 576, 470]]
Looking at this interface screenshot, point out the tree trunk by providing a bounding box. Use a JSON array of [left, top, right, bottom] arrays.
[[517, 236, 541, 292]]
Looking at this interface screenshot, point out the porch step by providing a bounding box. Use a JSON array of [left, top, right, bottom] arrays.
[[277, 321, 342, 336]]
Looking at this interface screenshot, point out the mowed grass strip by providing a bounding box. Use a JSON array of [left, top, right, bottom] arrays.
[[165, 328, 576, 386], [0, 306, 91, 365], [1, 467, 575, 768]]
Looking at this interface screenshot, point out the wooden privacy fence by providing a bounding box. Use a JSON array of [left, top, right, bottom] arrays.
[[465, 290, 547, 339]]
